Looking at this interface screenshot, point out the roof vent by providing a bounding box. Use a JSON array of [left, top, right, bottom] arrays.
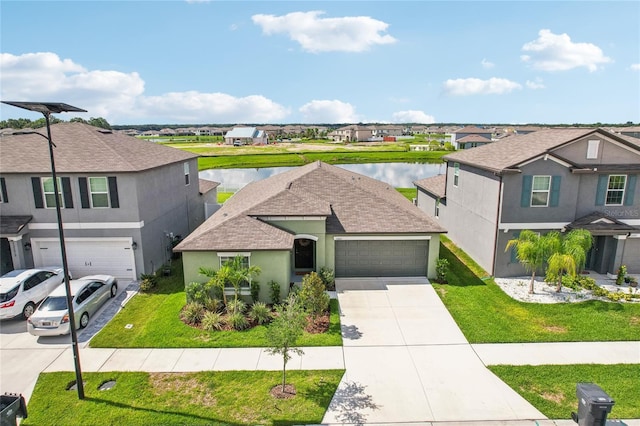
[[97, 129, 113, 134]]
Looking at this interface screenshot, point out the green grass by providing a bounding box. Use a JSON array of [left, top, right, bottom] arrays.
[[23, 370, 344, 425], [489, 364, 640, 419], [90, 261, 342, 348], [432, 237, 640, 343], [197, 151, 445, 170], [217, 191, 234, 203], [395, 188, 417, 201]]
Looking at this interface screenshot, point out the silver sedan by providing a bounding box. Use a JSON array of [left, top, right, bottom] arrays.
[[27, 275, 117, 336]]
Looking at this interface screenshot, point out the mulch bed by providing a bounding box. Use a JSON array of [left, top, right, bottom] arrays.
[[270, 384, 296, 399]]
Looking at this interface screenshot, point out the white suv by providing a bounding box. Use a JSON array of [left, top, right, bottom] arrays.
[[0, 267, 67, 320]]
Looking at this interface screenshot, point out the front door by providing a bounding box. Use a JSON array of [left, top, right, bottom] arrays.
[[294, 239, 314, 270], [0, 238, 14, 275], [587, 236, 608, 274]]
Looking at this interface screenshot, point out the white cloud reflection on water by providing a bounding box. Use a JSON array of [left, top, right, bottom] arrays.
[[199, 162, 445, 192]]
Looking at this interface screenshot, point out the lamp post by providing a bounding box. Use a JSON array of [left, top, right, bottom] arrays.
[[2, 101, 88, 399]]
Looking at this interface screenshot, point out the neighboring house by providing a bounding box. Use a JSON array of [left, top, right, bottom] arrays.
[[449, 126, 494, 149], [224, 127, 268, 145], [415, 128, 640, 277], [455, 134, 492, 150], [328, 125, 375, 142], [175, 161, 446, 301], [0, 122, 206, 280], [199, 178, 220, 219]]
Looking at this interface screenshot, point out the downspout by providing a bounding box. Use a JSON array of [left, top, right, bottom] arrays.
[[491, 174, 504, 277]]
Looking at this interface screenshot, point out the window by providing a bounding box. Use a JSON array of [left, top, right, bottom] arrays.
[[89, 177, 110, 208], [435, 199, 440, 218], [531, 176, 551, 207], [219, 255, 250, 270], [42, 177, 63, 209], [184, 162, 190, 185], [218, 254, 250, 289], [453, 162, 460, 187], [587, 140, 600, 159], [0, 177, 7, 203], [606, 175, 626, 206]]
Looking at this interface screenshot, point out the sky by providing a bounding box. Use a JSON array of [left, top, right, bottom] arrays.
[[1, 1, 639, 126]]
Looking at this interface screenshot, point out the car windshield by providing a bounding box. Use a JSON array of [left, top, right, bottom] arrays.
[[38, 296, 68, 312], [1, 270, 25, 278], [0, 285, 19, 302]]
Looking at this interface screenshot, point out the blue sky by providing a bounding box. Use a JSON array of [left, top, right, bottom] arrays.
[[1, 1, 639, 125]]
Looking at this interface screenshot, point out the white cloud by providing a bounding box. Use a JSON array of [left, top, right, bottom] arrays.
[[521, 29, 612, 72], [252, 11, 397, 53], [631, 64, 640, 71], [525, 78, 545, 90], [481, 58, 495, 69], [442, 77, 522, 96], [391, 110, 435, 124], [299, 100, 359, 123], [0, 52, 289, 124]]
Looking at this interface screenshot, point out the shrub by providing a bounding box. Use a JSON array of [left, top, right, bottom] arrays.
[[250, 280, 260, 303], [249, 301, 272, 325], [574, 275, 598, 290], [201, 311, 225, 331], [185, 282, 209, 305], [228, 311, 248, 330], [269, 280, 281, 305], [616, 265, 627, 285], [205, 298, 222, 313], [435, 258, 449, 283], [139, 273, 157, 293], [226, 298, 246, 315], [181, 302, 205, 325], [298, 272, 330, 319], [318, 267, 335, 291]]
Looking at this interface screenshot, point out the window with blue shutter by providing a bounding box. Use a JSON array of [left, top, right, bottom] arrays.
[[624, 174, 637, 206], [521, 175, 532, 207], [549, 176, 561, 207], [595, 175, 608, 206], [108, 176, 119, 208]]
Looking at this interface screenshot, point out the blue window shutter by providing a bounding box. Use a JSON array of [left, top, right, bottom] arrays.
[[510, 232, 520, 263], [61, 177, 73, 208], [521, 175, 532, 207], [595, 175, 608, 206], [78, 178, 90, 208], [31, 177, 44, 209], [550, 176, 561, 207], [108, 176, 119, 208], [624, 174, 637, 206]]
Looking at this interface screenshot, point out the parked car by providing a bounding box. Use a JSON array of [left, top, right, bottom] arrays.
[[27, 275, 117, 336], [0, 267, 67, 320]]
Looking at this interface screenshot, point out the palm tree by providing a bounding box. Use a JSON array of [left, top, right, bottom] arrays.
[[505, 230, 555, 294], [545, 229, 593, 292], [198, 265, 230, 307], [224, 256, 261, 303]]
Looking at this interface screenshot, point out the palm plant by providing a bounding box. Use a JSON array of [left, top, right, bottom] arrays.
[[505, 230, 555, 294], [545, 229, 593, 292], [224, 256, 261, 303]]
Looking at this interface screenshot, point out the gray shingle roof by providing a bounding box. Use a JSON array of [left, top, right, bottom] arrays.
[[0, 122, 197, 174], [443, 128, 631, 174], [414, 174, 446, 198], [175, 161, 446, 252], [199, 179, 220, 195]]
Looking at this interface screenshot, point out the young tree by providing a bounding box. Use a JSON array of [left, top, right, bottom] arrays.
[[545, 229, 593, 292], [298, 272, 330, 323], [266, 295, 307, 393], [505, 230, 556, 294]]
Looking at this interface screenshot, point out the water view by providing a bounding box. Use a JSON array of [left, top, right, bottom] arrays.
[[199, 162, 445, 191]]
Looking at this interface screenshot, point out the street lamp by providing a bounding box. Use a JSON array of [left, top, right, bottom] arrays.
[[2, 101, 87, 399]]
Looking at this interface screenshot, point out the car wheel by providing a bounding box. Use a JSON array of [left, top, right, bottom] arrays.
[[79, 312, 89, 329], [110, 284, 117, 298], [22, 302, 36, 319]]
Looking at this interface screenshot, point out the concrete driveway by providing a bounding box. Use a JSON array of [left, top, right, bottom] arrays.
[[0, 281, 136, 401], [323, 277, 545, 424]]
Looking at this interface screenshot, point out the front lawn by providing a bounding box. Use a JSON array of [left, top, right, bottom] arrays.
[[433, 237, 640, 343], [24, 370, 344, 425], [90, 262, 342, 348], [489, 364, 640, 419]]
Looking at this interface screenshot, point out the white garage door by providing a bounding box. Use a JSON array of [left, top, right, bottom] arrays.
[[32, 238, 136, 280], [622, 237, 640, 273]]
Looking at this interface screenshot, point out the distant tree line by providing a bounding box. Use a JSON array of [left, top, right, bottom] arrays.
[[0, 116, 112, 130]]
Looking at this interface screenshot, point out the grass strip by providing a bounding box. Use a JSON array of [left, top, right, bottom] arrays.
[[24, 370, 344, 425], [489, 364, 640, 419], [432, 237, 640, 342], [90, 261, 342, 348]]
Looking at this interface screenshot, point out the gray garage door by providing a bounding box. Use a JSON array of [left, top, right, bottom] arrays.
[[335, 240, 429, 277], [622, 238, 640, 273]]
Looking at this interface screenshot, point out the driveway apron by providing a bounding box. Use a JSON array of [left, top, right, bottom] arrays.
[[323, 277, 545, 424]]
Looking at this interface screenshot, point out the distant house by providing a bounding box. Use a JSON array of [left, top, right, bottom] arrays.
[[449, 126, 494, 149], [415, 127, 640, 278], [328, 125, 376, 142], [0, 122, 207, 279], [455, 134, 492, 150], [224, 127, 268, 145]]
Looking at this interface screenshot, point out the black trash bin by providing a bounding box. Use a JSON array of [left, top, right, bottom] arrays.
[[0, 393, 27, 426], [572, 383, 615, 426]]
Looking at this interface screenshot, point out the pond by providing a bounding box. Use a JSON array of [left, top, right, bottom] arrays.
[[199, 162, 445, 191]]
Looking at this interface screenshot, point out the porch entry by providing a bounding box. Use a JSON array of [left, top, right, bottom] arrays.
[[294, 237, 315, 273]]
